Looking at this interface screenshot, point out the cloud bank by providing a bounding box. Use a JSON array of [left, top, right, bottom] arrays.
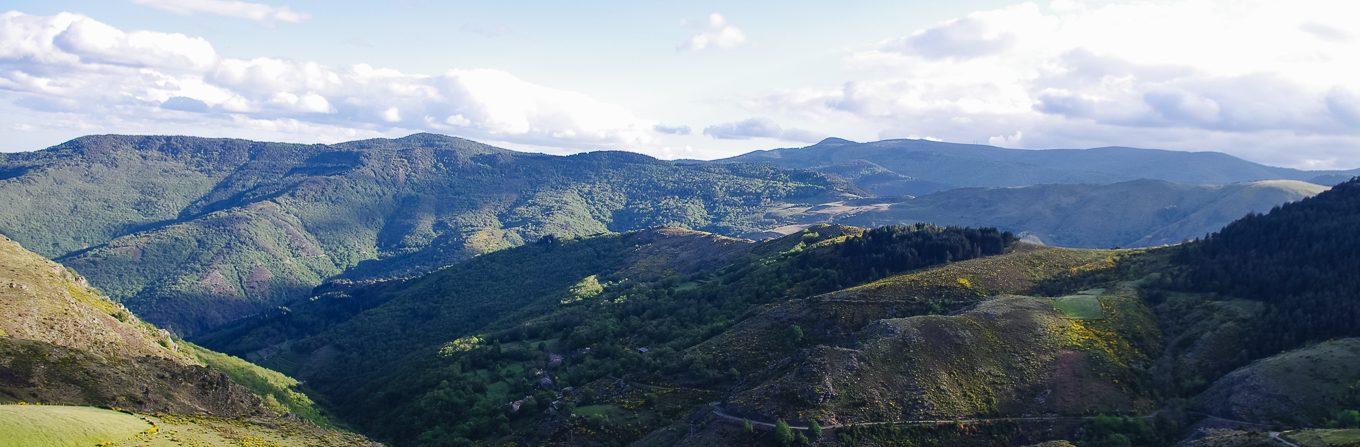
[[758, 0, 1360, 168], [703, 117, 821, 143], [0, 11, 658, 149]]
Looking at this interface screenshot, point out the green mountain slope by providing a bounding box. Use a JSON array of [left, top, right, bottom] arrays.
[[3, 134, 1341, 336], [0, 234, 371, 445], [191, 178, 1360, 446], [724, 137, 1358, 195], [1196, 338, 1360, 426], [0, 134, 839, 334], [834, 179, 1326, 248], [191, 176, 1360, 446], [198, 224, 1015, 445]]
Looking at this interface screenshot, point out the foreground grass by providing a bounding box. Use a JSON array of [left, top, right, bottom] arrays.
[[0, 405, 150, 447]]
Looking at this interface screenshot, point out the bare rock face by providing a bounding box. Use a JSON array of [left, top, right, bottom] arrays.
[[0, 338, 268, 418]]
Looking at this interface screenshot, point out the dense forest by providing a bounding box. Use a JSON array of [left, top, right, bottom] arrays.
[[1168, 177, 1360, 354]]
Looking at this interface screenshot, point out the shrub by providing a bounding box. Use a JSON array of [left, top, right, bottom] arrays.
[[774, 419, 794, 446]]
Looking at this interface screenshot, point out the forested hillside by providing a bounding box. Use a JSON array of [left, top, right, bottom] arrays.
[[1167, 177, 1360, 354], [2, 134, 1342, 337], [0, 134, 839, 334], [201, 224, 1015, 445], [195, 177, 1360, 446]]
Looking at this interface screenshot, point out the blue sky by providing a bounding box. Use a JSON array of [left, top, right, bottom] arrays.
[[1, 0, 1358, 168]]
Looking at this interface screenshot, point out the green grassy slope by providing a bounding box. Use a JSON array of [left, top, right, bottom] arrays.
[[1196, 338, 1360, 426], [183, 342, 335, 426], [0, 405, 151, 447], [686, 244, 1123, 380], [724, 290, 1158, 424], [0, 405, 375, 447]]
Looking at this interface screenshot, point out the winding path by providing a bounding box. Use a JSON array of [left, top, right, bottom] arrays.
[[708, 402, 1153, 432]]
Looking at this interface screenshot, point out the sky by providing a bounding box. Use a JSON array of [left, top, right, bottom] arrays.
[[1, 0, 1358, 169]]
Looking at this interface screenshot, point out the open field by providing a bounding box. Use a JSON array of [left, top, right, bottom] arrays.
[[0, 404, 374, 447], [0, 405, 150, 447], [1285, 429, 1360, 447], [1054, 289, 1106, 320]]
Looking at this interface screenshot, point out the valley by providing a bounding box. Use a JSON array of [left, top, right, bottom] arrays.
[[2, 134, 1358, 446], [0, 134, 1340, 336], [2, 2, 1357, 445]]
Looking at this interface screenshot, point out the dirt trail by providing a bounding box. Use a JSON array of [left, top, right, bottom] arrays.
[[708, 402, 1153, 432]]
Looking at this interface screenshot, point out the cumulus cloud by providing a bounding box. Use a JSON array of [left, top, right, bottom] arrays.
[[0, 11, 658, 149], [703, 117, 821, 143], [680, 13, 746, 51], [132, 0, 308, 24], [762, 0, 1360, 168]]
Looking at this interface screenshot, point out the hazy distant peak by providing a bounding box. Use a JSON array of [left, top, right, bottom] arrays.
[[813, 137, 857, 146]]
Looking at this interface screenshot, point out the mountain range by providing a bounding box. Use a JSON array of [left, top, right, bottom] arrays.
[[726, 137, 1360, 196], [0, 134, 1348, 336], [3, 132, 1359, 446]]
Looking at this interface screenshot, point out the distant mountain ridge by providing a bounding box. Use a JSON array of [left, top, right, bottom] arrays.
[[834, 179, 1327, 247], [0, 134, 839, 334], [0, 133, 1345, 336], [724, 137, 1359, 195]]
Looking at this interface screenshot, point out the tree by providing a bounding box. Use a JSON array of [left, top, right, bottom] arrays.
[[787, 324, 805, 347], [743, 419, 754, 434], [774, 419, 794, 446], [1337, 409, 1360, 428], [808, 420, 822, 440]]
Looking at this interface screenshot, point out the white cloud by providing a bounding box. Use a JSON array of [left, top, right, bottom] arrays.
[[132, 0, 308, 24], [653, 124, 691, 135], [703, 117, 821, 143], [759, 0, 1360, 168], [54, 15, 217, 70], [0, 11, 658, 149], [680, 13, 747, 51]]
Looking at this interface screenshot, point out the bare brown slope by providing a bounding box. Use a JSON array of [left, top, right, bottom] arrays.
[[0, 234, 262, 416], [0, 233, 186, 362]]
